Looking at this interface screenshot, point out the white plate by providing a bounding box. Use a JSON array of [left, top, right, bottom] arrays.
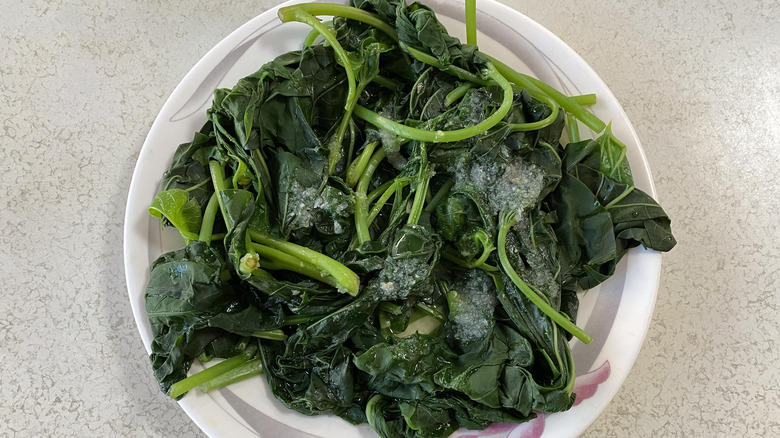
[[124, 0, 663, 437]]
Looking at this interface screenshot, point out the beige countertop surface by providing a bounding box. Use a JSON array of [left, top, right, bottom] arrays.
[[1, 0, 778, 436]]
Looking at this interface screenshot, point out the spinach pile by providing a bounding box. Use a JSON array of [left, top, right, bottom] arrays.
[[144, 1, 676, 437]]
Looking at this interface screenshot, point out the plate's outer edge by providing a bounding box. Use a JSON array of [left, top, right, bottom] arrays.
[[123, 0, 663, 437]]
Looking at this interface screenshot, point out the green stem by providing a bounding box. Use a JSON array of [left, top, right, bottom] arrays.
[[497, 211, 593, 344], [248, 229, 360, 296], [248, 242, 342, 289], [507, 90, 560, 132], [354, 147, 388, 244], [407, 170, 430, 226], [604, 186, 635, 210], [371, 74, 398, 90], [208, 161, 230, 227], [402, 43, 490, 86], [183, 178, 211, 193], [280, 3, 397, 39], [302, 19, 333, 47], [346, 141, 378, 187], [423, 178, 454, 214], [199, 358, 263, 393], [444, 82, 476, 107], [571, 93, 597, 106], [346, 118, 357, 171], [278, 6, 357, 174], [198, 191, 220, 244], [483, 54, 606, 133], [367, 179, 394, 204], [407, 145, 431, 226], [251, 329, 287, 341], [465, 0, 477, 45], [169, 354, 249, 398], [567, 113, 581, 143], [367, 179, 409, 225], [525, 75, 605, 133], [354, 63, 513, 143]]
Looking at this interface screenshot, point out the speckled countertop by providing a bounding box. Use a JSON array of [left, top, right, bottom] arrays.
[[1, 0, 778, 436]]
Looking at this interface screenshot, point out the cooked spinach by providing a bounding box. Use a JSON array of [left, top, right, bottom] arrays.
[[144, 1, 676, 436]]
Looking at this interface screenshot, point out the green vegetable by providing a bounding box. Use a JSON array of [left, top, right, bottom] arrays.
[[144, 1, 676, 436]]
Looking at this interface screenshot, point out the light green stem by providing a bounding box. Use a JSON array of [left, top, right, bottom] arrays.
[[169, 354, 249, 398], [483, 53, 606, 133], [567, 113, 581, 143], [465, 0, 477, 45], [248, 230, 360, 296], [346, 141, 379, 187], [302, 20, 333, 47], [248, 242, 341, 289], [198, 191, 220, 243], [200, 358, 263, 393], [354, 63, 513, 143], [498, 212, 593, 344], [444, 82, 476, 107], [571, 93, 597, 106], [355, 147, 388, 244], [368, 179, 409, 225]]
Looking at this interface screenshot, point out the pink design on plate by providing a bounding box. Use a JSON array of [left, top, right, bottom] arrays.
[[572, 360, 611, 407]]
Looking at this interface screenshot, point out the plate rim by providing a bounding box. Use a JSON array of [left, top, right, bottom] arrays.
[[123, 0, 663, 436]]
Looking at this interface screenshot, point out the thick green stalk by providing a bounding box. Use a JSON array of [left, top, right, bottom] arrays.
[[199, 358, 263, 393], [567, 113, 581, 143], [169, 354, 249, 398], [248, 242, 342, 289], [198, 191, 220, 244], [465, 0, 477, 45], [248, 229, 360, 296], [571, 93, 597, 106]]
